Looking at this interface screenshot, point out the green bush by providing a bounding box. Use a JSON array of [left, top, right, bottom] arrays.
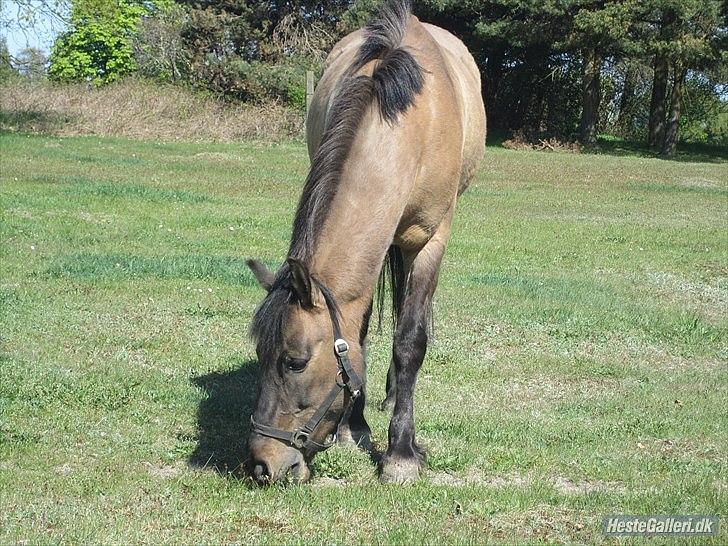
[[132, 0, 190, 82], [49, 0, 148, 85], [190, 55, 310, 109], [679, 77, 728, 147]]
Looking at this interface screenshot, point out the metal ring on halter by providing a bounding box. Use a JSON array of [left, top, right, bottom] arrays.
[[291, 430, 309, 449]]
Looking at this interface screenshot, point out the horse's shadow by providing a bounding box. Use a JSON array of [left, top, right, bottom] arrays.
[[188, 359, 259, 475]]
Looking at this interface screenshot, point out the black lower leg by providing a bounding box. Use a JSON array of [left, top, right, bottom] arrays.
[[337, 382, 372, 450], [379, 215, 451, 482], [385, 320, 428, 461]]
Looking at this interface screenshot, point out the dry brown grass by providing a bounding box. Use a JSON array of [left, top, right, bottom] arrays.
[[0, 78, 304, 142], [502, 131, 582, 153]]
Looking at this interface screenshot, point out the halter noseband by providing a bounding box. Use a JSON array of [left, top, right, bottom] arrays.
[[250, 279, 363, 452]]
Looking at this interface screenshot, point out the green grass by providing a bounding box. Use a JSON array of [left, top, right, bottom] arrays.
[[1, 132, 726, 544]]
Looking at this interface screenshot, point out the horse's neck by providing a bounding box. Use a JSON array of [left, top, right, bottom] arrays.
[[309, 119, 412, 314]]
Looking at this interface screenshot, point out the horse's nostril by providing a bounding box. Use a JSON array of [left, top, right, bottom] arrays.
[[252, 461, 269, 482]]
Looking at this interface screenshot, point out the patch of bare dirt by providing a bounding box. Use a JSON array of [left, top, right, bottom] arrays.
[[646, 270, 727, 320], [311, 476, 349, 487], [429, 469, 623, 495], [680, 177, 723, 189], [144, 462, 183, 478], [193, 152, 243, 161], [552, 476, 624, 494], [54, 463, 74, 476]]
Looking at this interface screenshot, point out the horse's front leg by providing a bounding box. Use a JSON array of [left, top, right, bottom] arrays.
[[380, 218, 452, 483], [337, 389, 372, 451], [337, 299, 373, 451]]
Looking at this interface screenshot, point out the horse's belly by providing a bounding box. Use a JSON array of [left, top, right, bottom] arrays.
[[393, 187, 456, 250]]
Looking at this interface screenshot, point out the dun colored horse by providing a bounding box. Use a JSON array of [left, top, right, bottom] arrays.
[[246, 0, 485, 484]]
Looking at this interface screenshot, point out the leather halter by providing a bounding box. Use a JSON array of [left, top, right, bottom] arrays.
[[250, 280, 363, 452]]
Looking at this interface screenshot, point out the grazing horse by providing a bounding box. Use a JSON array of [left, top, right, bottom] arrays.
[[245, 0, 485, 484]]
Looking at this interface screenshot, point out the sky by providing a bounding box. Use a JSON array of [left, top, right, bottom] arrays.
[[1, 0, 66, 56]]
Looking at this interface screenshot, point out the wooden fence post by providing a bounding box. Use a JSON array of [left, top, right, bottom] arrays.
[[305, 70, 314, 129]]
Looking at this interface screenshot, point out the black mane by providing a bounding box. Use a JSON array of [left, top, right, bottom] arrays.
[[251, 0, 424, 348]]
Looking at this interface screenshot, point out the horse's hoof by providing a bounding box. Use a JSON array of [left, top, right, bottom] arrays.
[[379, 456, 421, 484], [378, 397, 395, 412]]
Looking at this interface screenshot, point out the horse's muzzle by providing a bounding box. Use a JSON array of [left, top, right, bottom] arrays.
[[249, 435, 311, 484]]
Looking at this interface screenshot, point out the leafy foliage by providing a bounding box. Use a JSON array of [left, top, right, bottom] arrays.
[[0, 38, 17, 83], [679, 76, 728, 146], [48, 0, 148, 84], [413, 0, 726, 147], [132, 0, 189, 82]]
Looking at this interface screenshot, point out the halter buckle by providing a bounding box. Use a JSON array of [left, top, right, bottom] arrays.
[[334, 338, 349, 356], [291, 429, 309, 449]]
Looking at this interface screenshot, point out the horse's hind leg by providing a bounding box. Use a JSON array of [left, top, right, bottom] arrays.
[[337, 389, 372, 451], [379, 361, 397, 411], [380, 246, 406, 412], [380, 214, 453, 483]]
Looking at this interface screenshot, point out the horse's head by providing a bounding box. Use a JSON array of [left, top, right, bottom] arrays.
[[245, 258, 363, 484]]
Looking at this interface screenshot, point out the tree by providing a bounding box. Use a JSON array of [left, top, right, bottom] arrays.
[[48, 0, 147, 84], [15, 47, 48, 79], [644, 0, 724, 155], [616, 60, 640, 135], [646, 7, 674, 149], [661, 63, 687, 155], [415, 0, 579, 136], [569, 0, 651, 146], [0, 37, 18, 81], [176, 0, 354, 65], [132, 0, 189, 82], [578, 47, 602, 146]]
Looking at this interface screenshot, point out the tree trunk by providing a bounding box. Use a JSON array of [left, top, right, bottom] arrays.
[[484, 48, 504, 130], [616, 63, 637, 136], [661, 66, 687, 157], [647, 56, 668, 148], [579, 48, 602, 146], [525, 63, 549, 136], [647, 9, 675, 149]]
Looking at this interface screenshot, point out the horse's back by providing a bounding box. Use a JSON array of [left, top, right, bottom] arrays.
[[421, 23, 486, 194], [308, 18, 484, 173]]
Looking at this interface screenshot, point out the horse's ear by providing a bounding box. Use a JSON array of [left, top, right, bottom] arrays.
[[246, 259, 275, 291], [287, 258, 321, 308]]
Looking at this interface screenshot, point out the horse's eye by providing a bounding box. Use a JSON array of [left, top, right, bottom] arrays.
[[284, 356, 309, 373]]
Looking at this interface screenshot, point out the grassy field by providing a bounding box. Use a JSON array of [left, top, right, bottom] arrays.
[[1, 132, 726, 544]]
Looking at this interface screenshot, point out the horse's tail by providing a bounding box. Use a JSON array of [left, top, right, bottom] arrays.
[[353, 0, 424, 123], [377, 245, 434, 337], [377, 245, 406, 333]]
